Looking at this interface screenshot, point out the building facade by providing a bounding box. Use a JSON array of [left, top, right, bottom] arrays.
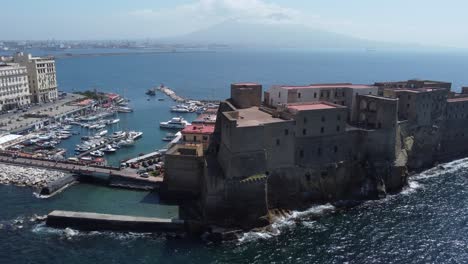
[[0, 62, 31, 111], [14, 52, 58, 104]]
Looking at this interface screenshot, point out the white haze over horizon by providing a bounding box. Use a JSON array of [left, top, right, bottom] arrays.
[[2, 0, 468, 49]]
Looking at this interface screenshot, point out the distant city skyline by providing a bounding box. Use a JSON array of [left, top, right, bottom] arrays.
[[3, 0, 468, 48]]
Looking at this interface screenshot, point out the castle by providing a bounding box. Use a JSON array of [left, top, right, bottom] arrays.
[[164, 79, 468, 229]]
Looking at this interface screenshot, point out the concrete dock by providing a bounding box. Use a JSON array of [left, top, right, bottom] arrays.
[[46, 210, 185, 232]]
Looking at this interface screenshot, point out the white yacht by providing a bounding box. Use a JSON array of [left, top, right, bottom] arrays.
[[170, 105, 191, 113], [118, 138, 135, 147], [117, 106, 133, 113], [159, 117, 190, 129], [90, 150, 104, 157], [111, 131, 126, 139], [96, 130, 108, 137], [102, 145, 117, 153], [128, 131, 143, 140]]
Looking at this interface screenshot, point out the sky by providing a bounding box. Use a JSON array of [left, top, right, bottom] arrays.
[[2, 0, 468, 48]]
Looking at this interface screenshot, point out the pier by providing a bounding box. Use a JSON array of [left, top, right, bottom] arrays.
[[157, 86, 186, 102], [46, 210, 184, 232]]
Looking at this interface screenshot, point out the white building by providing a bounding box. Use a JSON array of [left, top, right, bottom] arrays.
[[0, 62, 31, 111], [264, 83, 379, 121], [14, 52, 58, 104]]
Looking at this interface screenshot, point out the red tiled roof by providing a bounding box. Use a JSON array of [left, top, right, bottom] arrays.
[[181, 125, 215, 135]]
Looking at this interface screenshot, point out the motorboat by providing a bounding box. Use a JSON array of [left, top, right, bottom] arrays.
[[171, 106, 191, 113], [75, 145, 91, 152], [96, 130, 108, 137], [111, 143, 121, 149], [117, 106, 133, 113], [159, 117, 190, 129], [118, 138, 134, 147], [95, 124, 106, 130], [128, 131, 143, 140], [90, 150, 104, 157], [146, 88, 156, 96], [162, 132, 176, 141], [102, 145, 117, 153], [80, 156, 93, 161], [110, 118, 120, 124], [37, 134, 52, 141], [111, 131, 126, 139], [88, 123, 99, 129]]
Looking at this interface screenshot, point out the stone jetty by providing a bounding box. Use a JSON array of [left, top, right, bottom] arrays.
[[157, 86, 185, 102], [0, 163, 66, 187]]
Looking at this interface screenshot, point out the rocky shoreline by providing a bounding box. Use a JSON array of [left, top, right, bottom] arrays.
[[0, 163, 67, 187]]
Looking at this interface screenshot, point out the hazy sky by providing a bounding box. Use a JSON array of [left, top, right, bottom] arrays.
[[2, 0, 468, 48]]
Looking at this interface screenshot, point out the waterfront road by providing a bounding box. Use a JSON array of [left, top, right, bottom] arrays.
[[0, 155, 162, 184]]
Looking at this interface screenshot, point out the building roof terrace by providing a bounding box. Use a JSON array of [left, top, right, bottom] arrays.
[[223, 106, 287, 127], [276, 83, 375, 90]]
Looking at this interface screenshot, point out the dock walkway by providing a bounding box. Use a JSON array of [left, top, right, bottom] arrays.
[[0, 154, 162, 185]]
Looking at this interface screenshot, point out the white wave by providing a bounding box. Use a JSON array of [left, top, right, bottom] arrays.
[[414, 157, 468, 180], [237, 204, 335, 244], [31, 222, 154, 240], [400, 180, 423, 195]]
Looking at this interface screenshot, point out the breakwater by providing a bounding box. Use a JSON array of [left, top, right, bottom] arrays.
[[0, 163, 67, 187], [46, 210, 185, 232]]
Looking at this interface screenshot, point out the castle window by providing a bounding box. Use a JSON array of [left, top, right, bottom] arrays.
[[334, 146, 338, 153], [321, 127, 324, 133], [337, 115, 341, 121], [321, 116, 325, 122], [183, 135, 186, 141], [203, 136, 208, 141], [314, 92, 317, 98], [276, 139, 280, 146], [303, 129, 307, 135], [194, 136, 197, 141], [298, 92, 301, 99], [299, 149, 304, 158], [407, 103, 410, 108], [284, 129, 289, 136], [318, 148, 322, 156], [304, 117, 307, 124], [305, 173, 311, 182], [336, 125, 340, 132], [334, 91, 338, 97], [278, 92, 281, 98]]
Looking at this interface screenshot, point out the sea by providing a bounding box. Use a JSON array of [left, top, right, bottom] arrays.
[[0, 48, 467, 263]]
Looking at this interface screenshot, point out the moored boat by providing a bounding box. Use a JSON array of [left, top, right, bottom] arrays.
[[159, 117, 190, 129]]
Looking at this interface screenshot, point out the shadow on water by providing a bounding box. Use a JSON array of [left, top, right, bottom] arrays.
[[140, 190, 161, 204]]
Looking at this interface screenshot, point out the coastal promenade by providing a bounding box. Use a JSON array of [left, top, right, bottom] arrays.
[[0, 154, 162, 186]]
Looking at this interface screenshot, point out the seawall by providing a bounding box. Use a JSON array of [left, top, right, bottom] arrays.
[[46, 210, 185, 232]]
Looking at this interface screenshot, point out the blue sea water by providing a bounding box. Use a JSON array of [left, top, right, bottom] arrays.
[[0, 49, 467, 263]]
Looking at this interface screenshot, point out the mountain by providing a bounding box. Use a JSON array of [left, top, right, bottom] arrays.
[[163, 20, 388, 49]]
